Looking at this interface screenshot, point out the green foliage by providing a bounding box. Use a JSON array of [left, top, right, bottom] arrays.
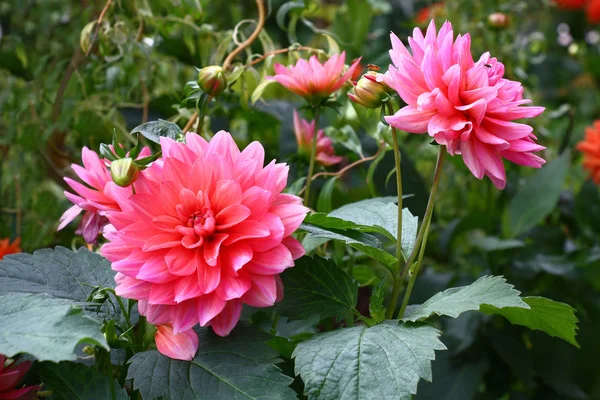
[[0, 293, 108, 362], [127, 326, 296, 400], [276, 256, 358, 321], [131, 119, 183, 143], [403, 275, 529, 321], [36, 361, 128, 400], [481, 297, 579, 347], [505, 152, 571, 237], [293, 321, 446, 400]]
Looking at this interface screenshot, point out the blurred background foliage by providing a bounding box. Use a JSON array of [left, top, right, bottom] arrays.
[[2, 0, 600, 398]]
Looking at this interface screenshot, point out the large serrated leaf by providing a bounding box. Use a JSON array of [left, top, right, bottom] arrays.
[[127, 326, 296, 400], [36, 361, 128, 399], [0, 247, 118, 320], [0, 293, 108, 361], [293, 321, 446, 400], [276, 256, 357, 321], [481, 296, 579, 347], [403, 275, 529, 322]]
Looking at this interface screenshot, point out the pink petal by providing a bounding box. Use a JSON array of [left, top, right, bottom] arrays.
[[216, 273, 252, 300], [155, 324, 199, 361], [197, 292, 227, 325], [210, 300, 242, 337], [216, 205, 251, 229], [385, 106, 435, 133], [241, 275, 278, 307]]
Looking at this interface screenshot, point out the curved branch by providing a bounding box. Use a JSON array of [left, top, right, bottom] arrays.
[[222, 0, 266, 70]]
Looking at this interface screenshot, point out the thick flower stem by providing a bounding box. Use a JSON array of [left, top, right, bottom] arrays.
[[396, 147, 446, 319], [385, 102, 404, 320], [304, 108, 320, 205]]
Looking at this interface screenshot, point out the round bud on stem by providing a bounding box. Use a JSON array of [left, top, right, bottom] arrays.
[[488, 12, 509, 29], [348, 71, 391, 109], [197, 66, 228, 97], [111, 158, 140, 187]]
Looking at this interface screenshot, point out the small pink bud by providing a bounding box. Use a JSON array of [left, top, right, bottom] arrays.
[[348, 71, 391, 109], [110, 158, 140, 187], [197, 65, 227, 97], [488, 12, 509, 28]]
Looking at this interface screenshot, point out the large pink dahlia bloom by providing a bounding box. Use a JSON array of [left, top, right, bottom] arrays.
[[384, 20, 545, 189], [101, 131, 308, 351], [268, 51, 361, 106], [294, 110, 342, 166], [58, 147, 151, 243]]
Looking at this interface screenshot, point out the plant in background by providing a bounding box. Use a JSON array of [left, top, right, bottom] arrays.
[[577, 120, 600, 183], [0, 355, 39, 400], [0, 238, 20, 261]]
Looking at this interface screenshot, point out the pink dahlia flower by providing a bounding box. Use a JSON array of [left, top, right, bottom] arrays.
[[0, 355, 39, 400], [155, 324, 199, 361], [101, 131, 308, 357], [58, 147, 151, 243], [268, 51, 361, 106], [383, 20, 545, 189], [294, 110, 342, 166]]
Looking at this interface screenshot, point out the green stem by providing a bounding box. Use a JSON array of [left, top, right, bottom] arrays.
[[396, 147, 446, 319], [303, 107, 320, 205], [107, 289, 132, 328], [385, 102, 404, 319]]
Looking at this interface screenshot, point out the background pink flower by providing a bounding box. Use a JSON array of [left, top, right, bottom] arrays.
[[0, 355, 39, 400], [268, 51, 361, 105], [101, 131, 308, 358], [383, 20, 545, 189], [294, 110, 342, 166], [58, 147, 151, 243]]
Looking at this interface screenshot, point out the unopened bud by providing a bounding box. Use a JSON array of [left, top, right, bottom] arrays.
[[110, 158, 140, 187], [348, 71, 391, 109], [488, 12, 509, 29], [197, 66, 227, 97]]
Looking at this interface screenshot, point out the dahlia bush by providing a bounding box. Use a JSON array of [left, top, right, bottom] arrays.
[[2, 1, 598, 399]]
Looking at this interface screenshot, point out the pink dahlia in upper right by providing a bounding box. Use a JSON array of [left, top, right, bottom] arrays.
[[383, 20, 546, 189]]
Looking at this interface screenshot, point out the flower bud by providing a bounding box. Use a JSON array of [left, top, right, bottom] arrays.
[[488, 12, 509, 29], [110, 158, 140, 187], [197, 66, 227, 97], [348, 71, 391, 109]]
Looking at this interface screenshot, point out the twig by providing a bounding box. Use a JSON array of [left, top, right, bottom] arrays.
[[248, 46, 317, 66], [298, 142, 385, 196], [222, 0, 266, 70], [182, 113, 198, 133], [86, 0, 114, 57]]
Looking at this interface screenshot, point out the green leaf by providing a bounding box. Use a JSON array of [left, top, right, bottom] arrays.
[[36, 361, 128, 400], [0, 293, 108, 361], [403, 275, 529, 322], [293, 321, 446, 400], [504, 152, 570, 237], [325, 125, 363, 157], [471, 235, 524, 252], [316, 177, 337, 213], [0, 247, 118, 320], [131, 119, 183, 144], [276, 256, 358, 321], [481, 296, 579, 347], [127, 326, 296, 400], [368, 276, 388, 324], [276, 1, 305, 30], [299, 222, 398, 269], [251, 79, 277, 104]]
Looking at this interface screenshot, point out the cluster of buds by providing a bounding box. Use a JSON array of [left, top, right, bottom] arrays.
[[348, 66, 392, 109], [197, 65, 228, 98], [100, 133, 161, 187]]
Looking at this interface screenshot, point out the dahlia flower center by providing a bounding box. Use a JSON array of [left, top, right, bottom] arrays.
[[188, 207, 215, 238]]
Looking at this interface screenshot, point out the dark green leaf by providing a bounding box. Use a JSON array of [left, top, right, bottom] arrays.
[[504, 152, 570, 237], [276, 256, 358, 320], [294, 321, 446, 400], [481, 296, 579, 347], [326, 125, 363, 157], [316, 177, 337, 213], [36, 361, 128, 400], [369, 276, 388, 324], [131, 119, 182, 144], [0, 247, 118, 320], [403, 275, 529, 322], [127, 326, 296, 400], [0, 293, 108, 361], [299, 222, 398, 269]]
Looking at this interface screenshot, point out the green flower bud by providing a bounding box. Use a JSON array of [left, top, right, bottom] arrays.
[[348, 71, 391, 109], [110, 158, 140, 187], [197, 65, 228, 97]]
